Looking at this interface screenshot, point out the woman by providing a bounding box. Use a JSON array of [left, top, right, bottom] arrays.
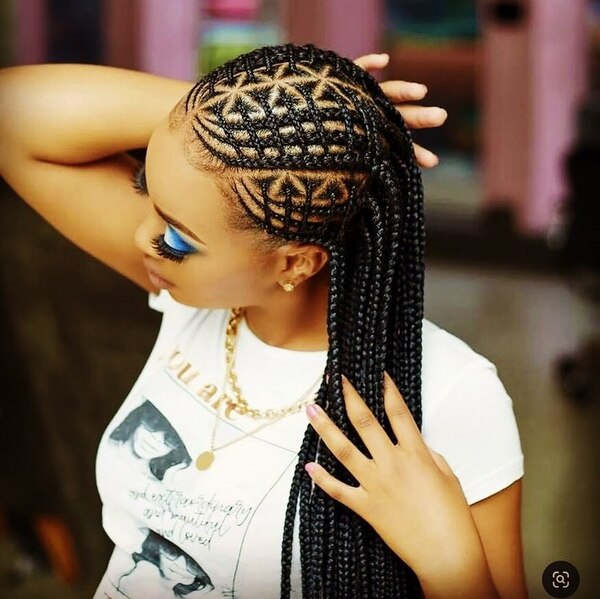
[[0, 45, 525, 598], [107, 399, 192, 481]]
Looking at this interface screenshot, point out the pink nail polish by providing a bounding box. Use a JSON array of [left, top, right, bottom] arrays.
[[305, 462, 315, 474], [306, 404, 318, 419]]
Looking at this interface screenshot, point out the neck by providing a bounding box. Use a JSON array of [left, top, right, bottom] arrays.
[[243, 269, 330, 351]]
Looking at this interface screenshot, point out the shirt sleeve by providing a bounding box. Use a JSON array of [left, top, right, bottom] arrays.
[[148, 289, 199, 321], [148, 289, 171, 313], [421, 362, 525, 505], [146, 289, 206, 349]]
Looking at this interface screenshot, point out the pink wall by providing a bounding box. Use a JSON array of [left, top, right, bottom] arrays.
[[527, 0, 588, 234], [483, 0, 588, 235], [481, 8, 531, 216], [284, 0, 383, 60], [138, 0, 200, 80], [15, 0, 47, 64], [101, 0, 140, 70]]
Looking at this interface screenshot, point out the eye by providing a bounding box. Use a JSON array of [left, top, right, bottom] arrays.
[[151, 225, 198, 263], [164, 224, 197, 254]]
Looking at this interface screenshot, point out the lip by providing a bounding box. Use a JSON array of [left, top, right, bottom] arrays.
[[143, 257, 175, 290]]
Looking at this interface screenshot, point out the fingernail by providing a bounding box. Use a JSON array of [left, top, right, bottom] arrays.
[[422, 148, 438, 164], [412, 83, 427, 94], [306, 404, 319, 420], [305, 462, 315, 475], [341, 374, 349, 386]]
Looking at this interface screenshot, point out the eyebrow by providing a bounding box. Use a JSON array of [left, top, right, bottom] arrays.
[[141, 162, 207, 245], [153, 204, 206, 246]]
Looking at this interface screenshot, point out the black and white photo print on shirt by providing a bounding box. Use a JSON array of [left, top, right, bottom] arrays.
[[109, 400, 192, 481], [109, 528, 214, 598]]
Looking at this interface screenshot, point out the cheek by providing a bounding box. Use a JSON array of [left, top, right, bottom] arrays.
[[174, 255, 272, 305]]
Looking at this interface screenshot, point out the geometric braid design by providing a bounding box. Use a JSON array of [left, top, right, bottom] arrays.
[[171, 56, 388, 238], [169, 43, 425, 599], [190, 62, 376, 168], [231, 169, 366, 234]]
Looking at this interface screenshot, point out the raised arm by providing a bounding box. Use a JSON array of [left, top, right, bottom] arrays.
[[0, 64, 194, 290], [0, 60, 445, 291]]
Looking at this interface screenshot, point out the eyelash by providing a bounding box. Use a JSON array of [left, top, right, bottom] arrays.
[[151, 225, 199, 264], [151, 234, 188, 263], [130, 162, 147, 195]]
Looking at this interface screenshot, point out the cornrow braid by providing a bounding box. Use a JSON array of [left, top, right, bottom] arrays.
[[173, 43, 425, 598]]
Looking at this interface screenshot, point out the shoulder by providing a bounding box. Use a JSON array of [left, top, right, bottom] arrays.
[[420, 318, 524, 505]]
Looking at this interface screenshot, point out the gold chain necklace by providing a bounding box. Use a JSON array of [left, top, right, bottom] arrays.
[[195, 308, 323, 471], [220, 307, 322, 420]]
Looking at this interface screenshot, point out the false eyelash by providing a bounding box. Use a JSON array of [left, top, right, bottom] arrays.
[[130, 162, 147, 195], [151, 234, 188, 263]]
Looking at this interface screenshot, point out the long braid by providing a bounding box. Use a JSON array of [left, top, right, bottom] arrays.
[[174, 43, 426, 597]]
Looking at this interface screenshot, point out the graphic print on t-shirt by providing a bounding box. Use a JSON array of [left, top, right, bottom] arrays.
[[96, 354, 308, 598], [107, 528, 214, 598], [108, 400, 192, 481]]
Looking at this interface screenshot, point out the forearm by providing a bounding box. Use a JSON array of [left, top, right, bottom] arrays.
[[416, 538, 499, 599], [419, 561, 499, 599], [0, 63, 194, 167]]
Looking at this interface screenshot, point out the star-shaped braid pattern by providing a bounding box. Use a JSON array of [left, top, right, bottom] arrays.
[[229, 169, 367, 234], [189, 62, 378, 169], [178, 61, 383, 236]]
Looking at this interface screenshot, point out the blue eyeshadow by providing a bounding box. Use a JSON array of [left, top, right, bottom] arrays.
[[164, 224, 197, 254]]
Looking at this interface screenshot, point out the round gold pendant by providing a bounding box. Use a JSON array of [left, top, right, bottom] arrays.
[[196, 451, 215, 471]]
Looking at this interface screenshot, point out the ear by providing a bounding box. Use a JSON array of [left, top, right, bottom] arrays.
[[274, 243, 329, 285]]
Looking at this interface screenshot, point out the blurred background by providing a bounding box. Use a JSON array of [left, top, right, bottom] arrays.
[[0, 0, 598, 597]]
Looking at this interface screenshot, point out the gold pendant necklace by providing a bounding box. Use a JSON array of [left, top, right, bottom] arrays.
[[195, 411, 285, 471], [195, 378, 322, 471], [195, 308, 324, 471]]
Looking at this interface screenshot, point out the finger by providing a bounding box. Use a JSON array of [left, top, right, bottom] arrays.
[[304, 462, 363, 512], [341, 374, 395, 462], [413, 143, 439, 169], [354, 53, 389, 72], [379, 80, 428, 103], [397, 104, 448, 130], [306, 404, 371, 480], [383, 372, 424, 451]]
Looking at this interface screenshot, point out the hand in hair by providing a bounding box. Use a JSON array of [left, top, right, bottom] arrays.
[[354, 53, 447, 168], [305, 372, 498, 597]]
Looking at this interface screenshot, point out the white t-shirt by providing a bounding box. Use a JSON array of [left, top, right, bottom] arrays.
[[94, 290, 524, 599]]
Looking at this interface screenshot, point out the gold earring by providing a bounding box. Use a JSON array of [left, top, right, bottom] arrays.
[[281, 281, 295, 292]]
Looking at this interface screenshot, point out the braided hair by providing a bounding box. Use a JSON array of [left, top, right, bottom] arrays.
[[170, 43, 425, 598]]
